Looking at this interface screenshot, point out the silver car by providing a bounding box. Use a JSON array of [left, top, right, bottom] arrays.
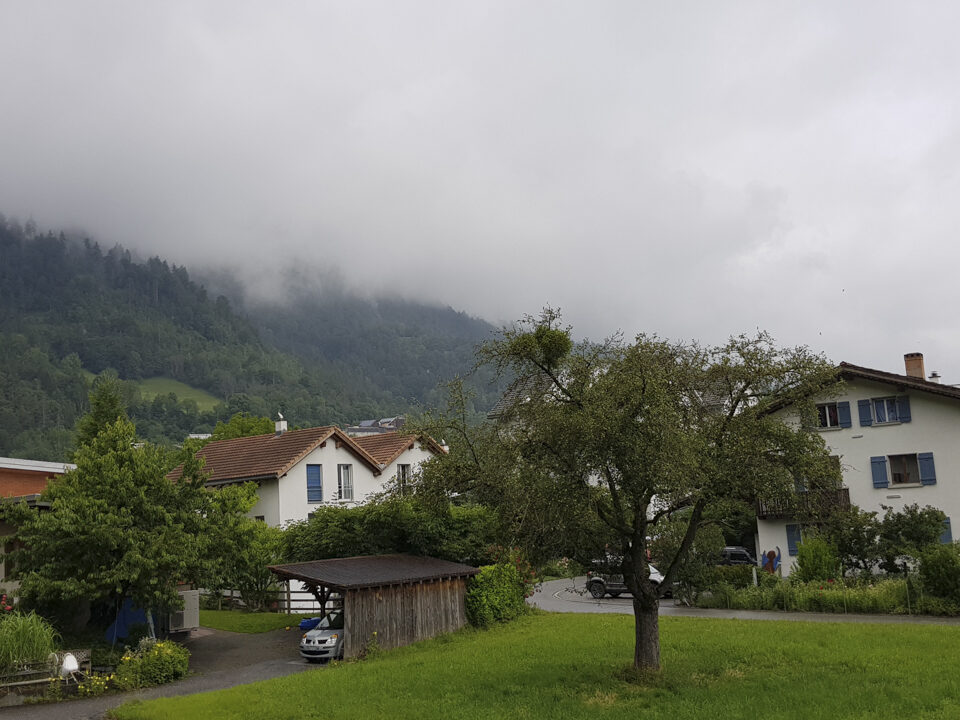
[[299, 611, 345, 662]]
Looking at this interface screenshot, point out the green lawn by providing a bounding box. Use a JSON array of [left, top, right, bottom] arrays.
[[110, 612, 960, 719], [199, 610, 318, 634], [135, 377, 221, 411]]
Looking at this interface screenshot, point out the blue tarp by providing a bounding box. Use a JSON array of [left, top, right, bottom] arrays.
[[105, 598, 148, 644]]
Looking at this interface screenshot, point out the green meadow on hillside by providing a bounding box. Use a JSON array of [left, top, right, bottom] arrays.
[[135, 377, 221, 412], [110, 612, 960, 720]]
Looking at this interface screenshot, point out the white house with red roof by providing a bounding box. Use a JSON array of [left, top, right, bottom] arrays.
[[757, 353, 960, 574], [170, 419, 442, 527]]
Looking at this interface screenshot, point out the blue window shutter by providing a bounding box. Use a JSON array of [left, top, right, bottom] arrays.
[[871, 456, 889, 488], [919, 452, 936, 485], [837, 401, 852, 428], [306, 464, 323, 502], [786, 524, 802, 556], [941, 518, 953, 544], [857, 400, 873, 427], [897, 396, 911, 423]]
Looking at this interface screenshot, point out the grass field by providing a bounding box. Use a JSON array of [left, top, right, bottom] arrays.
[[135, 377, 221, 411], [109, 612, 960, 720], [199, 610, 318, 634]]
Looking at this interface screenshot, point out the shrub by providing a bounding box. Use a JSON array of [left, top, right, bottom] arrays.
[[711, 565, 755, 589], [465, 563, 526, 627], [114, 638, 190, 689], [0, 610, 59, 674], [77, 672, 113, 697], [792, 537, 839, 582], [485, 546, 538, 597], [920, 544, 960, 601]]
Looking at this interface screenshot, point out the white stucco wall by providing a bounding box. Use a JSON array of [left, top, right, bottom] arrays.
[[255, 440, 439, 527], [758, 379, 960, 575]]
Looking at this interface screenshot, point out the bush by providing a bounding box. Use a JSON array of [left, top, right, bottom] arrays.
[[710, 565, 755, 589], [792, 537, 839, 582], [114, 638, 190, 689], [0, 610, 59, 674], [920, 544, 960, 601], [465, 563, 526, 627]]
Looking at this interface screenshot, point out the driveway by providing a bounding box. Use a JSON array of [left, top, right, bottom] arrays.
[[5, 626, 318, 720], [530, 576, 960, 625]]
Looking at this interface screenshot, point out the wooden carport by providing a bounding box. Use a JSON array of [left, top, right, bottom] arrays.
[[269, 554, 478, 658]]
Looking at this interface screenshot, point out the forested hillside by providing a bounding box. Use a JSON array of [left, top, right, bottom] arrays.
[[0, 216, 501, 460]]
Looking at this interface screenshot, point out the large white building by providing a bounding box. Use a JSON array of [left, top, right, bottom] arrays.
[[757, 353, 957, 574], [170, 420, 443, 526]]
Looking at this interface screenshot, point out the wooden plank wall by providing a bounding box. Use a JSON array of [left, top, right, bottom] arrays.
[[343, 577, 468, 658]]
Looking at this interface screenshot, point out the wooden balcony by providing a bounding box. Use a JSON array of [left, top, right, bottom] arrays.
[[756, 488, 851, 521]]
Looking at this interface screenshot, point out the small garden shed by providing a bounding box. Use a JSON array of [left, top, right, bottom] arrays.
[[269, 554, 478, 658]]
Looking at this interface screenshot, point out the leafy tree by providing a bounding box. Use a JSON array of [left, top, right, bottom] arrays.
[[649, 520, 725, 605], [210, 412, 275, 441], [10, 418, 209, 634], [73, 371, 127, 450], [878, 503, 946, 575], [821, 506, 882, 573], [420, 309, 841, 670], [231, 522, 285, 611]]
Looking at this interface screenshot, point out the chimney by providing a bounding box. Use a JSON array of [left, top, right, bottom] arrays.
[[904, 353, 925, 379], [275, 414, 287, 436], [929, 371, 942, 384]]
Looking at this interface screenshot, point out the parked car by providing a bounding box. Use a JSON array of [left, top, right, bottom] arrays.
[[718, 546, 757, 566], [585, 563, 667, 599], [299, 611, 345, 662]]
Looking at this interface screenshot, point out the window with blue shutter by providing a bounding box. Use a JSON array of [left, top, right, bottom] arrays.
[[941, 518, 953, 544], [871, 456, 889, 488], [786, 524, 802, 556], [897, 396, 911, 423], [857, 400, 873, 427], [837, 401, 852, 428], [306, 464, 323, 503], [919, 452, 936, 486]]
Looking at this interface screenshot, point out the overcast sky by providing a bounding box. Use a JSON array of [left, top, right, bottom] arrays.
[[2, 2, 960, 379]]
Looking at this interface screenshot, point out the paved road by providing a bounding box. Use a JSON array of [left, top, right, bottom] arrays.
[[530, 576, 960, 625], [3, 626, 318, 720]]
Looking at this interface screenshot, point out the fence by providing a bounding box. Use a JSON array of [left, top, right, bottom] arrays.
[[204, 583, 343, 614]]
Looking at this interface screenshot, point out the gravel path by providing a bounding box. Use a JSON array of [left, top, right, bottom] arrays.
[[530, 576, 960, 625], [3, 626, 318, 720]]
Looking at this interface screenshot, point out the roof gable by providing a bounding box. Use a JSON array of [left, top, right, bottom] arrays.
[[351, 432, 445, 467], [839, 362, 960, 402]]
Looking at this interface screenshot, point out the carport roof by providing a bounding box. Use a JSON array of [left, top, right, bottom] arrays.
[[268, 554, 478, 590]]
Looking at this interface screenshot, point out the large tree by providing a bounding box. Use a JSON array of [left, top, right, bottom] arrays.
[[10, 418, 210, 633], [420, 309, 841, 671]]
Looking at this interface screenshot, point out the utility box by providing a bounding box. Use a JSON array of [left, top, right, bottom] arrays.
[[169, 589, 200, 632]]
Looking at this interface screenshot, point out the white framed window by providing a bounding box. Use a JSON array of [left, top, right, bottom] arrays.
[[397, 464, 411, 494], [816, 402, 850, 429], [873, 397, 899, 424], [337, 464, 353, 501]]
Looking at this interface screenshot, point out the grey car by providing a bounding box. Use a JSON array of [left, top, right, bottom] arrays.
[[299, 611, 345, 661]]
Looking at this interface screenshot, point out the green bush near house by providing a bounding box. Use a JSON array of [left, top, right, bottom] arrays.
[[791, 537, 840, 583], [465, 563, 526, 627], [920, 543, 960, 602], [114, 638, 190, 690]]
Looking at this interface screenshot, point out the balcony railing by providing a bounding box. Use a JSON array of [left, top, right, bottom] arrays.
[[756, 488, 851, 521]]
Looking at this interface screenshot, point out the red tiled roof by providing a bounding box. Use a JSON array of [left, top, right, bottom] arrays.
[[839, 362, 960, 401], [168, 426, 383, 485], [352, 432, 446, 466]]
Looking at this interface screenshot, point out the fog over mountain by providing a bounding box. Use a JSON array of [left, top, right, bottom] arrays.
[[3, 2, 960, 378]]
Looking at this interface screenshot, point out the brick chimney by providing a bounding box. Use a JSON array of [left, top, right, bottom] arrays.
[[904, 353, 925, 379]]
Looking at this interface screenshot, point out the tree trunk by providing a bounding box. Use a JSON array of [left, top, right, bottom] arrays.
[[632, 594, 661, 670]]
